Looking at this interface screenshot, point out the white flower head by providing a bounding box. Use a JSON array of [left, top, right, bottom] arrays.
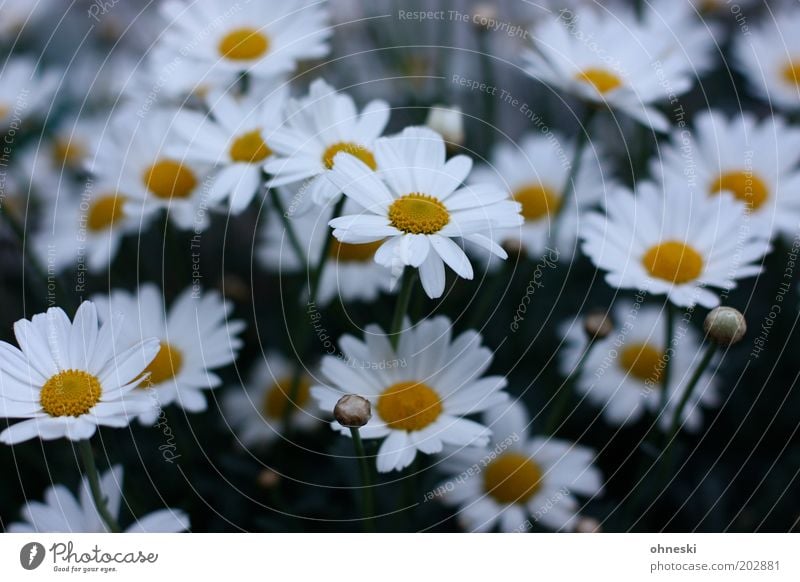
[[92, 285, 245, 424], [581, 181, 771, 308], [152, 0, 331, 96], [0, 57, 59, 130], [223, 352, 320, 448], [264, 79, 391, 207], [560, 303, 720, 430], [172, 86, 288, 214], [522, 2, 715, 131], [312, 316, 509, 473], [327, 126, 523, 299], [654, 110, 800, 243], [0, 302, 160, 444], [438, 400, 604, 532], [8, 465, 189, 533]]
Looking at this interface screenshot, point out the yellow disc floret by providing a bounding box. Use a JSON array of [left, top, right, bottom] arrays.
[[619, 342, 664, 384], [40, 370, 102, 417], [230, 129, 272, 163], [263, 376, 311, 419], [483, 452, 544, 504], [322, 142, 377, 171], [87, 194, 126, 232], [377, 381, 443, 431], [219, 27, 269, 61], [513, 184, 561, 221], [137, 342, 184, 388], [642, 241, 704, 284], [711, 171, 769, 210], [388, 193, 450, 235], [575, 67, 623, 94], [143, 160, 198, 200]]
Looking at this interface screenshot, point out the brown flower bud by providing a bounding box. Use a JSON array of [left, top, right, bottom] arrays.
[[704, 307, 746, 346], [334, 394, 372, 428], [257, 469, 280, 489], [584, 310, 613, 340]]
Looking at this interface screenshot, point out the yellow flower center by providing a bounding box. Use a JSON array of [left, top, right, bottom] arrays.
[[218, 27, 270, 61], [137, 342, 184, 388], [388, 193, 450, 235], [483, 452, 544, 505], [781, 59, 800, 88], [575, 67, 623, 94], [262, 376, 311, 419], [642, 241, 704, 284], [40, 369, 102, 418], [377, 381, 443, 431], [328, 238, 383, 262], [711, 170, 769, 210], [619, 342, 663, 384], [52, 137, 86, 168], [0, 104, 8, 119], [322, 142, 377, 171], [87, 193, 126, 232], [513, 183, 561, 221], [230, 129, 272, 163], [143, 159, 198, 200]]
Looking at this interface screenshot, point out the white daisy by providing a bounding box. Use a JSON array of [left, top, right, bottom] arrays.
[[35, 180, 151, 274], [734, 8, 800, 111], [92, 285, 245, 424], [311, 316, 509, 473], [0, 57, 59, 130], [327, 126, 523, 299], [438, 400, 603, 532], [654, 110, 800, 242], [470, 132, 605, 260], [8, 465, 189, 533], [560, 303, 720, 430], [89, 109, 215, 230], [259, 191, 394, 305], [152, 0, 330, 96], [0, 302, 160, 445], [263, 79, 391, 207], [580, 181, 771, 308], [0, 0, 56, 41], [172, 86, 288, 214], [522, 2, 713, 131], [223, 352, 320, 448]]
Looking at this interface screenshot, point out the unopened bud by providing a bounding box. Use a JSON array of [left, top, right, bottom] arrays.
[[257, 469, 280, 489], [584, 310, 613, 340], [575, 516, 601, 533], [704, 307, 746, 346], [426, 105, 465, 149], [334, 394, 372, 428]]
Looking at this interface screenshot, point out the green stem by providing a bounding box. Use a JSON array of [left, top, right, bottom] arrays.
[[78, 440, 122, 533], [660, 303, 677, 412], [309, 197, 346, 301], [545, 333, 599, 434], [349, 427, 375, 532], [550, 107, 597, 246], [390, 270, 417, 350], [268, 188, 307, 270]]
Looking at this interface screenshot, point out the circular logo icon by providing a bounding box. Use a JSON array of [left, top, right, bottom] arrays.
[[20, 542, 46, 570]]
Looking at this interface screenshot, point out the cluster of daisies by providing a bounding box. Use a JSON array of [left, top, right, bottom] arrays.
[[0, 0, 797, 533]]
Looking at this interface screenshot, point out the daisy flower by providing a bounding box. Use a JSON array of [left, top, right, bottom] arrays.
[[0, 302, 159, 445], [560, 303, 720, 429], [89, 109, 215, 231], [437, 400, 603, 532], [8, 465, 189, 533], [92, 285, 245, 424], [35, 180, 150, 273], [311, 316, 509, 473], [0, 57, 59, 130], [654, 110, 800, 242], [470, 132, 605, 260], [327, 126, 523, 299], [734, 9, 800, 111], [580, 181, 771, 308], [0, 0, 56, 40], [259, 191, 394, 305], [152, 0, 330, 96], [172, 86, 288, 214], [223, 352, 320, 448], [522, 3, 713, 131], [263, 79, 391, 207]]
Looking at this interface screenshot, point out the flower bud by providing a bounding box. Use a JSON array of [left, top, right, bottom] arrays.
[[575, 516, 601, 533], [257, 469, 280, 489], [704, 307, 746, 346], [583, 310, 613, 340], [334, 394, 372, 428], [426, 105, 465, 149]]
